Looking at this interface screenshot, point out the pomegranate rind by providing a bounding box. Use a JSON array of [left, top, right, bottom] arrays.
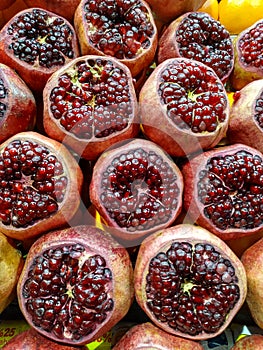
[[139, 57, 230, 157], [227, 79, 263, 154], [0, 8, 80, 93], [89, 138, 184, 243], [0, 131, 83, 241], [112, 321, 205, 349], [0, 0, 16, 11], [241, 237, 263, 330], [43, 55, 140, 161], [230, 334, 263, 349], [17, 225, 134, 346], [134, 224, 247, 341]]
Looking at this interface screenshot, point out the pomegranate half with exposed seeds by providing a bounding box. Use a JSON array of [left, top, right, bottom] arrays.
[[134, 224, 247, 341], [140, 57, 230, 157], [157, 12, 234, 83], [0, 8, 80, 93], [89, 138, 184, 243], [17, 225, 134, 346], [182, 143, 263, 241], [230, 19, 263, 90], [43, 55, 139, 161], [74, 0, 158, 77], [0, 131, 83, 241]]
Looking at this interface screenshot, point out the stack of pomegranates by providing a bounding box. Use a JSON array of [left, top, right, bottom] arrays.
[[0, 0, 263, 349]]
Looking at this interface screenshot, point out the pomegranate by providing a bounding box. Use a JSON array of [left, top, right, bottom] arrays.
[[17, 225, 134, 346], [227, 79, 263, 154], [230, 19, 263, 90], [241, 237, 263, 329], [43, 55, 140, 161], [112, 321, 205, 349], [182, 143, 263, 240], [0, 131, 83, 241], [157, 12, 234, 83], [231, 334, 263, 349], [0, 63, 36, 144], [74, 0, 158, 77], [0, 8, 80, 93], [0, 231, 24, 313], [139, 57, 230, 157], [89, 138, 184, 243], [134, 224, 247, 341]]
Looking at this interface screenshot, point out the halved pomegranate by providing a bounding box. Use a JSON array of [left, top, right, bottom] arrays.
[[139, 57, 230, 157], [157, 12, 234, 83], [74, 0, 158, 77], [17, 225, 134, 346], [89, 138, 184, 243], [0, 8, 80, 93], [182, 143, 263, 240], [0, 131, 83, 241], [43, 55, 139, 161], [134, 224, 247, 341]]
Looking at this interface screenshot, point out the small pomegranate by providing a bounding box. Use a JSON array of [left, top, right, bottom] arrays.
[[157, 12, 234, 83], [0, 131, 83, 241], [74, 0, 158, 77], [241, 237, 263, 329], [182, 143, 263, 240], [230, 19, 263, 90], [43, 55, 140, 161], [17, 225, 134, 346], [227, 79, 263, 154], [112, 322, 205, 349], [89, 138, 184, 243], [231, 334, 263, 349], [134, 224, 247, 341], [0, 8, 80, 93], [139, 57, 230, 157], [0, 63, 36, 144]]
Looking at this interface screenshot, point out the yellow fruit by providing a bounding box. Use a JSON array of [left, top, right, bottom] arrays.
[[198, 0, 219, 20]]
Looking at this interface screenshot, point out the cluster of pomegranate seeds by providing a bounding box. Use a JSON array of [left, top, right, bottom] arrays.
[[84, 0, 155, 59], [255, 92, 263, 128], [0, 78, 7, 119], [238, 21, 263, 68], [0, 139, 67, 227], [22, 244, 114, 341], [158, 60, 228, 133], [175, 12, 233, 81], [100, 147, 180, 231], [49, 58, 133, 138], [198, 150, 263, 230], [146, 242, 240, 336], [7, 9, 75, 68]]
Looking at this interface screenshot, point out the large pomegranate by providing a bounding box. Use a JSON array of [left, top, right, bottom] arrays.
[[139, 57, 230, 157], [157, 11, 234, 83], [231, 334, 263, 349], [17, 225, 134, 346], [89, 138, 184, 243], [74, 0, 158, 77], [134, 224, 247, 341], [43, 55, 140, 161], [0, 8, 80, 93], [182, 143, 263, 240], [0, 131, 83, 241]]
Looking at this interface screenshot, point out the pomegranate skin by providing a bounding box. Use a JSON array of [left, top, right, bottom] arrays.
[[112, 322, 205, 349], [0, 0, 16, 10], [241, 237, 263, 329], [182, 143, 263, 241], [230, 334, 263, 349], [17, 225, 134, 346], [134, 224, 247, 341]]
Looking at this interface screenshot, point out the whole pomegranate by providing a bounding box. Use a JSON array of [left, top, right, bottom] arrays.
[[134, 224, 247, 341], [0, 131, 83, 241], [89, 138, 184, 243], [139, 57, 230, 157], [231, 334, 263, 349], [17, 225, 134, 346], [182, 143, 263, 240], [74, 0, 158, 77], [112, 322, 205, 349], [0, 8, 80, 93], [157, 11, 234, 83], [43, 55, 140, 161]]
